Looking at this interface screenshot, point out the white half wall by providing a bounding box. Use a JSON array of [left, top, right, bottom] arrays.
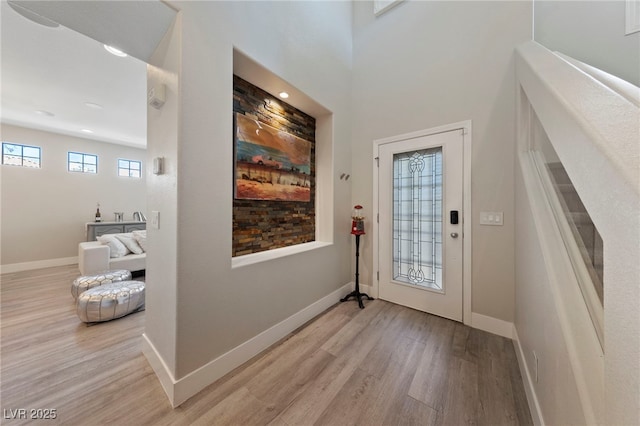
[[1, 124, 146, 268], [515, 41, 640, 425], [514, 154, 591, 425]]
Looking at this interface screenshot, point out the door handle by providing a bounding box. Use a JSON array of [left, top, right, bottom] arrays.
[[450, 232, 459, 238]]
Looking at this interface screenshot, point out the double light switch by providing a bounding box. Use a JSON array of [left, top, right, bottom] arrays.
[[480, 211, 503, 226]]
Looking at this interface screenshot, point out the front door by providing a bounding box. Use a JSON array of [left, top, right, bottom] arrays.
[[377, 129, 464, 321]]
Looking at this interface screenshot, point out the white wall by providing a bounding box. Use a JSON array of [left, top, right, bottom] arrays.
[[351, 1, 532, 322], [515, 41, 640, 425], [514, 152, 589, 426], [142, 0, 353, 403], [535, 0, 640, 86], [0, 124, 146, 269], [143, 14, 181, 385]]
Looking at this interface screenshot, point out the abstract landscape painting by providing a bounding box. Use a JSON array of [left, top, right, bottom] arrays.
[[235, 113, 312, 201]]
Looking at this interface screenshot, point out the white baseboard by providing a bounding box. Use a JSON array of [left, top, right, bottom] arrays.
[[141, 333, 176, 404], [513, 326, 545, 426], [471, 312, 514, 339], [143, 282, 353, 407], [1, 256, 78, 274]]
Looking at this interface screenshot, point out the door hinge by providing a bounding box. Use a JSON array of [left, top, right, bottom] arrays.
[[377, 271, 379, 281], [375, 156, 379, 167], [377, 213, 379, 223]]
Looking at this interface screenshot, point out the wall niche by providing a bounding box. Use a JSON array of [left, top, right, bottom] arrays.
[[232, 75, 316, 256]]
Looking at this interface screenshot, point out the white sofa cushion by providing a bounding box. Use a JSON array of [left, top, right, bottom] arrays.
[[132, 230, 147, 252], [115, 233, 144, 255], [97, 234, 129, 258]]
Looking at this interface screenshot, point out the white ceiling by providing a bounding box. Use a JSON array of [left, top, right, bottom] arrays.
[[1, 1, 151, 148]]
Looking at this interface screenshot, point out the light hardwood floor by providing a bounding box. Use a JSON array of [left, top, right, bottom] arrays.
[[1, 265, 532, 425]]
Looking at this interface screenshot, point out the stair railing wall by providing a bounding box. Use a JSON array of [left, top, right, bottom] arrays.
[[514, 41, 640, 425], [530, 121, 604, 347]]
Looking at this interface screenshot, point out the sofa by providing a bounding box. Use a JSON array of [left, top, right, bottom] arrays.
[[78, 231, 146, 275]]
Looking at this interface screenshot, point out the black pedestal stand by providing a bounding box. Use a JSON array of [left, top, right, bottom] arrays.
[[340, 234, 374, 309]]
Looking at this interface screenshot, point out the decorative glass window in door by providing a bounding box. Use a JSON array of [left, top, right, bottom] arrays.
[[393, 147, 443, 290]]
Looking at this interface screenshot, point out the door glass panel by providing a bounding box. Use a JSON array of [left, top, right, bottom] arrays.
[[393, 147, 443, 290]]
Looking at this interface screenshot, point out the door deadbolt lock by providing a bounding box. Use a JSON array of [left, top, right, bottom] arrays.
[[450, 210, 459, 224]]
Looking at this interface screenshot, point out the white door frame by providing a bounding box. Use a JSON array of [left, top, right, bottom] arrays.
[[373, 120, 472, 325]]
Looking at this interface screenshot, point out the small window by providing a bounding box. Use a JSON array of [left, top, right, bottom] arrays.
[[2, 142, 41, 168], [118, 159, 142, 178], [68, 152, 98, 173]]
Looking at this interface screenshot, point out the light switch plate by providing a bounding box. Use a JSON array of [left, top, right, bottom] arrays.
[[150, 211, 160, 229], [480, 211, 503, 226]]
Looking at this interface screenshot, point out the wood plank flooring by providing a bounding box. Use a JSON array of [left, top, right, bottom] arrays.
[[1, 265, 532, 425]]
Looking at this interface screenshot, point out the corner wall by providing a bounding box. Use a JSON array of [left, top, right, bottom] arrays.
[[143, 1, 353, 405], [351, 1, 532, 323], [143, 12, 181, 396], [0, 124, 146, 271]]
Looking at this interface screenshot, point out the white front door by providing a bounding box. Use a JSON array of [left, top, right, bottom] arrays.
[[377, 129, 464, 321]]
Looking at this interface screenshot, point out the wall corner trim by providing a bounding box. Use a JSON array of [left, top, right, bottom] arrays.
[[146, 281, 353, 407], [471, 312, 514, 339], [513, 327, 546, 426], [141, 334, 176, 406], [0, 256, 78, 274]]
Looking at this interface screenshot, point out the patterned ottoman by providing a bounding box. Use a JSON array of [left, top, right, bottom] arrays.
[[76, 281, 145, 323], [71, 270, 132, 299]]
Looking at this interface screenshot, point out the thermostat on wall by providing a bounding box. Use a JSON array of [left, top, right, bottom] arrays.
[[153, 157, 164, 175]]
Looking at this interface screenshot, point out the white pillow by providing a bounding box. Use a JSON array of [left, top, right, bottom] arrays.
[[132, 230, 147, 252], [97, 234, 130, 258], [115, 233, 144, 255]]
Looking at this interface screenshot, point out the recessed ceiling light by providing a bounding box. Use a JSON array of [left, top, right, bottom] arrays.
[[104, 44, 128, 57], [81, 129, 94, 134], [279, 92, 289, 99], [84, 102, 103, 109], [35, 110, 54, 117]]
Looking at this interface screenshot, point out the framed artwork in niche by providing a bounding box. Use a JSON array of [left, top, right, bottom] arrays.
[[234, 112, 312, 202]]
